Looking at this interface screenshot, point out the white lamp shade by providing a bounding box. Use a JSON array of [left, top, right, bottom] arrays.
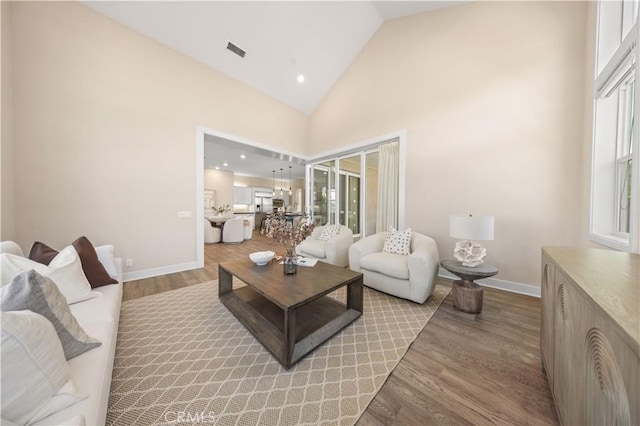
[[450, 215, 494, 241]]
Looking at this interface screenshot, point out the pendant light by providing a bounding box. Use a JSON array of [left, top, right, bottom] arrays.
[[280, 168, 284, 197], [272, 170, 276, 197], [288, 166, 292, 196]]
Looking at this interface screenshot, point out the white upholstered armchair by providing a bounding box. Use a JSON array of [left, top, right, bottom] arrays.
[[222, 217, 244, 244], [349, 231, 439, 304], [204, 219, 221, 244], [295, 225, 353, 267]]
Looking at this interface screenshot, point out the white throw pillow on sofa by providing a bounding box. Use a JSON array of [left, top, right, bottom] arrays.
[[1, 311, 82, 425], [0, 241, 25, 257], [1, 246, 96, 304], [94, 245, 118, 281]]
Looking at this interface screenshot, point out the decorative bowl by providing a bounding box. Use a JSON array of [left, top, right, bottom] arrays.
[[249, 251, 275, 266]]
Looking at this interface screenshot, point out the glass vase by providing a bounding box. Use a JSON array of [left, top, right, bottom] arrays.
[[283, 247, 297, 275]]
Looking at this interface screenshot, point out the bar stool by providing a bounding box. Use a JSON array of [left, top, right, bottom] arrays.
[[260, 215, 271, 232]]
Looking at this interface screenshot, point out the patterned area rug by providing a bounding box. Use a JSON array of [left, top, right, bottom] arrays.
[[107, 280, 450, 426]]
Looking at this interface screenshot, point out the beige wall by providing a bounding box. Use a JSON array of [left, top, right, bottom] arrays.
[[5, 2, 307, 272], [204, 169, 234, 209], [3, 1, 597, 287], [309, 1, 591, 287], [1, 1, 15, 241]]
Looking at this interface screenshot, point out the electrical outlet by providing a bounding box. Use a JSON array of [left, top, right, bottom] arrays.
[[125, 258, 133, 267], [177, 211, 192, 218]]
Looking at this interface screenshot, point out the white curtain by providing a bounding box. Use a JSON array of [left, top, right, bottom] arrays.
[[376, 141, 399, 232]]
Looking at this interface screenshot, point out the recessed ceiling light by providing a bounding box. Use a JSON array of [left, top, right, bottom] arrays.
[[215, 166, 220, 170], [223, 162, 228, 167], [297, 74, 305, 84], [240, 154, 246, 159]]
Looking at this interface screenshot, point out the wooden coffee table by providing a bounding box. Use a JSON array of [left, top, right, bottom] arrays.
[[218, 259, 364, 369]]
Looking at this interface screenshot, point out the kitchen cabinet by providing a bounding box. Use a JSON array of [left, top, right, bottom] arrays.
[[234, 186, 252, 205], [541, 247, 639, 425]]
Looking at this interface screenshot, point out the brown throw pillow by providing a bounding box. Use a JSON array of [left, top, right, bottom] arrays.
[[28, 241, 59, 265], [28, 236, 118, 288]]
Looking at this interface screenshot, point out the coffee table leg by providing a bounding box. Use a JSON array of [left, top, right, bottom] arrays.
[[347, 277, 364, 313], [218, 266, 233, 297], [284, 309, 296, 369]]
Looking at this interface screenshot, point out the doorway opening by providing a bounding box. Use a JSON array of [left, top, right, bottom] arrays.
[[196, 127, 306, 267]]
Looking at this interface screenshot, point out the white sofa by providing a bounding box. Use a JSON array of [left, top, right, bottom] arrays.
[[1, 241, 122, 426], [348, 231, 439, 304], [295, 225, 353, 267]]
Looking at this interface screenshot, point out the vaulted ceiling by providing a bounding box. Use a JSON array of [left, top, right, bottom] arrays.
[[83, 1, 465, 115], [82, 1, 465, 179]]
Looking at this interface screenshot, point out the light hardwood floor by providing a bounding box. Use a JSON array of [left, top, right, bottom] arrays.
[[123, 231, 559, 425]]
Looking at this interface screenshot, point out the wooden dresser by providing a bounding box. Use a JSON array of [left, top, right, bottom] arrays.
[[541, 247, 639, 425]]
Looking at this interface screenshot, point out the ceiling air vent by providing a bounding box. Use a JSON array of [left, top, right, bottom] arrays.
[[226, 42, 246, 58]]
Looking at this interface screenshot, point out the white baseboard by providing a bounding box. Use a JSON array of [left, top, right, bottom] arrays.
[[122, 263, 541, 297], [438, 268, 541, 298], [122, 261, 199, 282]]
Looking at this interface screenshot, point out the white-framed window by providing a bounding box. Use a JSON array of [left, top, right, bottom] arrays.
[[591, 0, 639, 252]]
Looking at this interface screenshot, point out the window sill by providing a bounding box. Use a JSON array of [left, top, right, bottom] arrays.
[[589, 233, 631, 252]]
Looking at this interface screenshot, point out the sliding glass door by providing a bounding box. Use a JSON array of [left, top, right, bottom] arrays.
[[311, 160, 335, 225], [339, 155, 361, 235], [306, 137, 400, 238]]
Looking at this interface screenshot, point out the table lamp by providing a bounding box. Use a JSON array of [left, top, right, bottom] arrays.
[[449, 214, 494, 267]]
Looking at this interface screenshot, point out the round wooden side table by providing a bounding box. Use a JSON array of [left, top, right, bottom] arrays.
[[440, 259, 498, 314]]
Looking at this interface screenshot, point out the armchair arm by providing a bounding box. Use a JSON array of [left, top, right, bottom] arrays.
[[408, 235, 440, 303], [325, 228, 354, 268], [309, 227, 323, 240], [348, 232, 387, 272]]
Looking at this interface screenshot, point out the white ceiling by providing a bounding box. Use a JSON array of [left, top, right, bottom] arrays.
[[82, 1, 464, 115], [204, 135, 307, 180], [82, 1, 464, 179]]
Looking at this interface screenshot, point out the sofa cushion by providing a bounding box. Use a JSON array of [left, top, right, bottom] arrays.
[[1, 246, 96, 304], [0, 241, 25, 257], [1, 310, 70, 425], [1, 270, 101, 360], [318, 225, 340, 241], [33, 414, 87, 426], [29, 237, 118, 288], [29, 380, 85, 425], [69, 283, 122, 325], [360, 252, 410, 280], [382, 227, 412, 256], [41, 322, 118, 426], [297, 239, 326, 258], [44, 277, 122, 426]]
